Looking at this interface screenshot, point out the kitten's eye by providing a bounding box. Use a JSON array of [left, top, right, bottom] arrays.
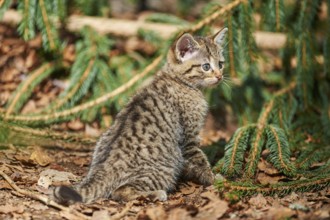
[[219, 61, 224, 69], [202, 63, 211, 71]]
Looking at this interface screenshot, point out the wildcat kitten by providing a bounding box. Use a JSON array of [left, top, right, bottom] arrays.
[[54, 28, 228, 204]]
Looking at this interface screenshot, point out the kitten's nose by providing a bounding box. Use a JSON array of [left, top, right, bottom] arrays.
[[215, 74, 223, 80]]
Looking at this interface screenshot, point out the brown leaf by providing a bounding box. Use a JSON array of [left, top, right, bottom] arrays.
[[248, 193, 268, 209], [30, 147, 53, 166], [92, 210, 110, 220], [144, 205, 167, 220], [0, 204, 25, 214], [197, 191, 229, 220], [258, 159, 280, 175], [67, 119, 85, 131], [266, 207, 295, 220], [167, 208, 192, 220], [257, 172, 285, 185], [38, 169, 78, 189]]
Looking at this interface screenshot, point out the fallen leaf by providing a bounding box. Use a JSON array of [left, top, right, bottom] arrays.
[[257, 172, 285, 185], [38, 169, 77, 189], [258, 159, 280, 175], [144, 205, 167, 220], [30, 147, 53, 166], [266, 207, 295, 220], [248, 193, 268, 209], [0, 204, 25, 214], [168, 208, 192, 220], [197, 191, 229, 219], [92, 210, 110, 220]]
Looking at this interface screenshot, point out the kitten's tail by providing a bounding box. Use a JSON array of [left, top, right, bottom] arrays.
[[53, 177, 109, 205], [53, 186, 82, 205]]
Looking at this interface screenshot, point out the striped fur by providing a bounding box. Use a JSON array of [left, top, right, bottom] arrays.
[[54, 28, 227, 204]]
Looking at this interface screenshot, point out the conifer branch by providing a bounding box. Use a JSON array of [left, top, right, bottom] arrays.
[[5, 62, 55, 117], [244, 127, 264, 178], [222, 125, 254, 176], [275, 0, 280, 31], [0, 56, 163, 123], [23, 0, 29, 39], [53, 59, 96, 110], [218, 175, 330, 196], [227, 13, 236, 78], [266, 125, 296, 176], [38, 0, 56, 50], [181, 0, 246, 34]]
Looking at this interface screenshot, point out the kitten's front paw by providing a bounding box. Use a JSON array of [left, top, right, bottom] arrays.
[[198, 169, 215, 186]]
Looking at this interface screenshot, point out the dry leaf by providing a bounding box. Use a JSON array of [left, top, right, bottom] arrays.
[[168, 208, 192, 220], [0, 204, 25, 214], [257, 172, 284, 185], [38, 169, 78, 189], [92, 210, 110, 220], [197, 191, 228, 220], [144, 205, 167, 220], [248, 193, 268, 209], [266, 207, 295, 220], [30, 147, 53, 166]]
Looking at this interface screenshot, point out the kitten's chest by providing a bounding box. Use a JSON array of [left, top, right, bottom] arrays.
[[179, 90, 208, 128]]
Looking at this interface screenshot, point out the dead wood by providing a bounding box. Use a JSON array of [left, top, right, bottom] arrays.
[[2, 9, 286, 49]]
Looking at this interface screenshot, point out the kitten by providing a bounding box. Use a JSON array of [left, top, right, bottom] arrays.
[[54, 28, 228, 204]]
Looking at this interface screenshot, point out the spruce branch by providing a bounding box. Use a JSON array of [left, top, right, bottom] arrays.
[[52, 58, 96, 110], [222, 125, 254, 177], [217, 175, 330, 196], [265, 125, 296, 176], [0, 121, 96, 150], [38, 0, 57, 50], [244, 127, 265, 178], [227, 13, 237, 78], [5, 62, 55, 117], [0, 56, 163, 123]]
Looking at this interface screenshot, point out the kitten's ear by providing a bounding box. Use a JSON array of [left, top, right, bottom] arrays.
[[175, 33, 200, 62], [213, 27, 228, 46]]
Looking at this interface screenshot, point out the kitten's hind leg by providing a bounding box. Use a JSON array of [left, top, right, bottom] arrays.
[[111, 184, 167, 202]]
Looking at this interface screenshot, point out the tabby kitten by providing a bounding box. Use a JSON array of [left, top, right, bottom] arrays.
[[54, 28, 228, 204]]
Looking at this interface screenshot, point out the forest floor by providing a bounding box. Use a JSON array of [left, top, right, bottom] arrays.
[[0, 145, 330, 220], [0, 22, 330, 220]]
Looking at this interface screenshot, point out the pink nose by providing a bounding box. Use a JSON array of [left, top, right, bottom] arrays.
[[216, 74, 223, 80]]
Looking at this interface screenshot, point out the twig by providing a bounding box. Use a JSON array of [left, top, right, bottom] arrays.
[[0, 170, 90, 220], [110, 201, 133, 220], [2, 6, 287, 49]]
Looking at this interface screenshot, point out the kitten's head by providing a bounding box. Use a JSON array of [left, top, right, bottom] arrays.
[[167, 28, 227, 88]]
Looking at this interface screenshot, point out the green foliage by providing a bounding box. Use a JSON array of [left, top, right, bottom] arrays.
[[0, 0, 12, 19]]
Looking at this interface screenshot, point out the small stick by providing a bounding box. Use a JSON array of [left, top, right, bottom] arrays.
[[0, 170, 90, 220]]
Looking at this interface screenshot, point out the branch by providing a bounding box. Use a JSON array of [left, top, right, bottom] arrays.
[[0, 169, 90, 220], [2, 7, 287, 49]]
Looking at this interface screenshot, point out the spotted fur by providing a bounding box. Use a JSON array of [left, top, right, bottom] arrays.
[[54, 28, 228, 204]]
